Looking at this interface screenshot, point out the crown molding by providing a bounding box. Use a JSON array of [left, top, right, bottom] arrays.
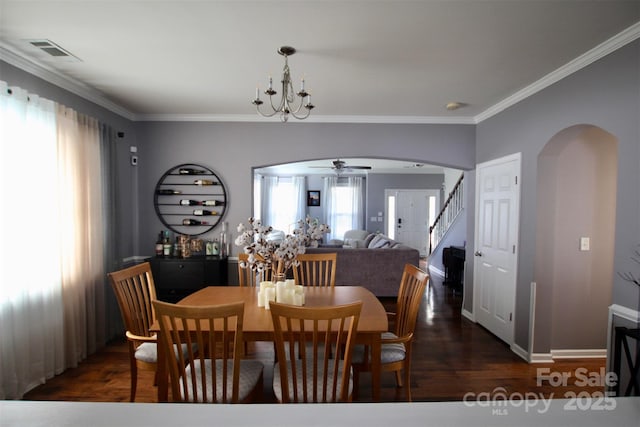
[[135, 113, 476, 124], [0, 43, 137, 121], [473, 21, 640, 124]]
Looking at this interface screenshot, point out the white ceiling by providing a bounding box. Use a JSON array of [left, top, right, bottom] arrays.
[[1, 1, 638, 124]]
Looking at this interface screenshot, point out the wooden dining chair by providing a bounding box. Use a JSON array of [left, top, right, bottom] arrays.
[[352, 263, 429, 401], [269, 301, 362, 403], [108, 262, 159, 402], [152, 300, 264, 403], [237, 252, 273, 287], [292, 252, 337, 287]]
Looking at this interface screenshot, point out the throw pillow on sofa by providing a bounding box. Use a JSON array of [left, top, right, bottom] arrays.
[[368, 234, 392, 248], [364, 233, 377, 247]]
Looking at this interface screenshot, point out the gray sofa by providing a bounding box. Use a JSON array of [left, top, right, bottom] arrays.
[[305, 244, 420, 297]]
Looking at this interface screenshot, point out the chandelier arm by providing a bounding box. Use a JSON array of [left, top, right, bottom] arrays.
[[289, 106, 312, 120], [269, 92, 285, 113]]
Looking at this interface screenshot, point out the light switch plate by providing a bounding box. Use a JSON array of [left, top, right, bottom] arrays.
[[580, 237, 590, 251]]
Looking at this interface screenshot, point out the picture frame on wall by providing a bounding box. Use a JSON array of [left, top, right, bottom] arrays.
[[307, 190, 321, 207]]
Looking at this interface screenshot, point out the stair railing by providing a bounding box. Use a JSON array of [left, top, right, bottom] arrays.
[[429, 174, 464, 255]]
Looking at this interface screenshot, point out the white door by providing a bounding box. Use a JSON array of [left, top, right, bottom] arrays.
[[386, 190, 439, 256], [473, 153, 521, 345]]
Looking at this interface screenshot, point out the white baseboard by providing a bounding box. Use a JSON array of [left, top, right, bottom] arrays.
[[461, 308, 474, 322], [528, 349, 606, 363], [511, 343, 530, 362], [551, 349, 607, 359], [530, 353, 554, 363]]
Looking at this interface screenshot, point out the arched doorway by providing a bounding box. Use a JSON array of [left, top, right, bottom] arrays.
[[534, 125, 618, 354]]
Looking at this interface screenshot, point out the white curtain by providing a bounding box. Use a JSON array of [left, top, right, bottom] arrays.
[[291, 175, 306, 225], [257, 175, 306, 233], [0, 82, 107, 399], [259, 174, 279, 227], [323, 176, 339, 240], [323, 176, 364, 241], [348, 176, 364, 231]]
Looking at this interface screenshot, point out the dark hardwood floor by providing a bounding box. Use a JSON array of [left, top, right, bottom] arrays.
[[24, 273, 605, 403]]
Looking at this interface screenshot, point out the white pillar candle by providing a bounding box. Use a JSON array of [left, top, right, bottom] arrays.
[[285, 279, 295, 289], [265, 287, 276, 310], [283, 288, 292, 305], [276, 282, 286, 303], [260, 281, 273, 292], [293, 292, 303, 306], [257, 290, 265, 307]]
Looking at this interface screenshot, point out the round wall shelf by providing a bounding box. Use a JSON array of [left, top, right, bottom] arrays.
[[153, 163, 227, 236]]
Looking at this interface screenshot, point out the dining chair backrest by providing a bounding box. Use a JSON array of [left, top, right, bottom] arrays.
[[395, 263, 429, 339], [292, 252, 337, 287], [152, 300, 263, 403], [109, 262, 157, 340], [269, 301, 362, 403], [108, 262, 158, 401], [238, 252, 273, 287]]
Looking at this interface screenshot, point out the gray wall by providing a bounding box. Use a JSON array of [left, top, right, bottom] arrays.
[[365, 173, 444, 233], [134, 122, 475, 258], [475, 40, 640, 353]]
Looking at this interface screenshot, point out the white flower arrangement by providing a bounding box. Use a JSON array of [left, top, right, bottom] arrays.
[[235, 216, 330, 274]]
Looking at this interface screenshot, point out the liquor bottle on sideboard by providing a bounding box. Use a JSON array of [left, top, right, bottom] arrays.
[[155, 231, 163, 256]]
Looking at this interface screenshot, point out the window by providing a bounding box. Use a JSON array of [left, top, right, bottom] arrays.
[[254, 175, 305, 233], [323, 176, 364, 241]]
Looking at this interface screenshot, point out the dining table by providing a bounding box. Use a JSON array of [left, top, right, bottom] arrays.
[[151, 285, 388, 402]]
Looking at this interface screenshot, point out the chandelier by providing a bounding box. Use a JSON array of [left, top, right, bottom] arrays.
[[252, 46, 315, 122]]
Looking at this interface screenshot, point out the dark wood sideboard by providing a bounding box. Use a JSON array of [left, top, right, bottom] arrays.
[[147, 256, 228, 303]]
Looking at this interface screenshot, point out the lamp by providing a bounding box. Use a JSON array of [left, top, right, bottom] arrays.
[[252, 46, 315, 122]]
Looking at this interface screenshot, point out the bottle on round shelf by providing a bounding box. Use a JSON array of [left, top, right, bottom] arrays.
[[179, 199, 201, 206], [193, 179, 217, 185], [193, 209, 218, 216], [156, 189, 182, 195], [179, 167, 206, 175], [182, 219, 209, 226], [201, 200, 224, 206]]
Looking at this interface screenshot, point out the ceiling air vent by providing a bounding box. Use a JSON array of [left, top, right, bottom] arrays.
[[26, 39, 80, 61]]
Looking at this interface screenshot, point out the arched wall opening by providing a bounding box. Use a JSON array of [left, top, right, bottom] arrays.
[[534, 124, 618, 353]]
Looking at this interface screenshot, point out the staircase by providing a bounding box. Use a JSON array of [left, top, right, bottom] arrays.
[[429, 174, 464, 255]]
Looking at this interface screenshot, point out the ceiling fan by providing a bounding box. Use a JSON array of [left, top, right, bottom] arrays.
[[309, 159, 372, 173]]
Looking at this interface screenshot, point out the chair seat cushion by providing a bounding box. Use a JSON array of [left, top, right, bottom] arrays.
[[180, 360, 264, 403], [134, 342, 195, 364], [273, 359, 352, 402], [352, 332, 406, 364], [134, 342, 157, 363]]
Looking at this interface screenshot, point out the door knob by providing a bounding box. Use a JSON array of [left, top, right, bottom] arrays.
[[474, 251, 482, 257]]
